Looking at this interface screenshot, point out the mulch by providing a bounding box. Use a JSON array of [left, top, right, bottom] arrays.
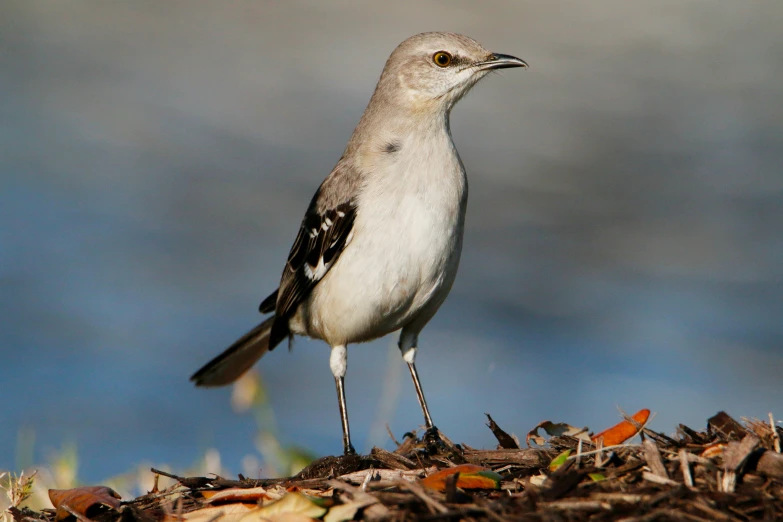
[[11, 411, 783, 521]]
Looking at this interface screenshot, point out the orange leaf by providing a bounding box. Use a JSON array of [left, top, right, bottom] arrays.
[[591, 409, 650, 446], [49, 486, 122, 522], [701, 442, 726, 459], [420, 464, 501, 491]]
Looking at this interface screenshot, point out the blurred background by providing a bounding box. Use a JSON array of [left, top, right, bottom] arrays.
[[2, 0, 782, 492]]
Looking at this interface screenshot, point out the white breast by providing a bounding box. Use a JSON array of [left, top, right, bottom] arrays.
[[301, 125, 468, 346]]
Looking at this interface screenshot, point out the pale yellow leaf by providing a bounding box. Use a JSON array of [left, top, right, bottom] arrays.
[[262, 514, 317, 522], [528, 474, 547, 486], [205, 487, 269, 504], [526, 421, 590, 447], [249, 493, 326, 520], [181, 503, 254, 522], [323, 499, 377, 522]]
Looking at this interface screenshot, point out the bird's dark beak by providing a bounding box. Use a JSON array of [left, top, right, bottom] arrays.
[[476, 53, 528, 71]]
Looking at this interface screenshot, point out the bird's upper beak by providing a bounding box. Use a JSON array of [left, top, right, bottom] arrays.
[[475, 53, 528, 71]]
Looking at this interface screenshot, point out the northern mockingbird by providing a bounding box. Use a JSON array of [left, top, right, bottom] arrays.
[[191, 32, 527, 455]]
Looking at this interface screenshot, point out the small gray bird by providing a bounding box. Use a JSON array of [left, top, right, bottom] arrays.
[[191, 32, 527, 455]]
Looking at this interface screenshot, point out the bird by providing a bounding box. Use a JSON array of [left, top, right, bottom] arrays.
[[191, 32, 527, 455]]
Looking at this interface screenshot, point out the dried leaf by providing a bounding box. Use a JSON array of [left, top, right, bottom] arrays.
[[204, 486, 269, 505], [262, 515, 318, 522], [419, 464, 502, 491], [485, 413, 519, 449], [180, 503, 254, 522], [323, 499, 377, 522], [591, 409, 650, 446], [48, 486, 122, 522], [250, 492, 326, 520], [702, 442, 726, 459], [526, 421, 590, 447], [708, 411, 746, 440], [528, 474, 547, 486], [549, 450, 572, 472]]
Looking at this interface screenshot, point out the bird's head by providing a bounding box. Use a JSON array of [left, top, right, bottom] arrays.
[[374, 32, 527, 114]]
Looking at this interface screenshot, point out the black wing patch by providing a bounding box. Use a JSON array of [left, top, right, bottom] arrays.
[[273, 201, 356, 328]]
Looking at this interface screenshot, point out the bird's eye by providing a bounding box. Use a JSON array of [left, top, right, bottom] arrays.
[[433, 51, 452, 67]]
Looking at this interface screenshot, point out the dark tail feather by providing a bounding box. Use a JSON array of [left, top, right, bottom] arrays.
[[191, 315, 279, 387]]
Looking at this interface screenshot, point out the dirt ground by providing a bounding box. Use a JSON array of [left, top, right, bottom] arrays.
[[11, 411, 783, 521]]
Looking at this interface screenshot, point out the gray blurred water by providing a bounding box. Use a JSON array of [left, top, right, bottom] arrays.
[[2, 0, 782, 481]]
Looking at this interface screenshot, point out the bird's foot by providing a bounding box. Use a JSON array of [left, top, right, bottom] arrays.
[[422, 425, 448, 455]]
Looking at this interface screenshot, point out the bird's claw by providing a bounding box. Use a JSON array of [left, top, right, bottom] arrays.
[[423, 426, 448, 455]]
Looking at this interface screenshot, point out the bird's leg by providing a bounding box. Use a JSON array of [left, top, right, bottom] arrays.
[[398, 332, 435, 429], [406, 359, 434, 429], [402, 347, 446, 453], [330, 345, 356, 455]]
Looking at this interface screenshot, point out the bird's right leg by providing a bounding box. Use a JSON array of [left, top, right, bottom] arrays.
[[330, 344, 356, 455]]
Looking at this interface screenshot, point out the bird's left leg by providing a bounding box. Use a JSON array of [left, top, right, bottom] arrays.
[[330, 344, 356, 455]]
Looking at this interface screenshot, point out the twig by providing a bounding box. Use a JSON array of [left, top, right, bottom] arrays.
[[693, 497, 743, 522], [679, 449, 694, 488], [326, 480, 388, 518], [399, 481, 448, 514], [386, 424, 401, 447], [770, 413, 781, 453], [337, 467, 434, 485], [594, 438, 604, 468], [642, 440, 668, 478], [360, 469, 372, 491], [543, 499, 610, 511], [591, 492, 648, 503], [720, 434, 760, 493], [567, 442, 638, 461], [641, 471, 679, 486], [757, 449, 783, 480]]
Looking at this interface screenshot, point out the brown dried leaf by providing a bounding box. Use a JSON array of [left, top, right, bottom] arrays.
[[526, 421, 590, 447], [48, 486, 122, 522], [485, 413, 519, 449], [708, 411, 746, 440]]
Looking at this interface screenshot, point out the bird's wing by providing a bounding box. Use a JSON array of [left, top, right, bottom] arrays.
[[270, 162, 361, 326], [258, 289, 277, 314], [275, 201, 356, 320]]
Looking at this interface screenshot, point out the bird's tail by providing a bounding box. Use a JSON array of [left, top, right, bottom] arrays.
[[190, 315, 279, 387]]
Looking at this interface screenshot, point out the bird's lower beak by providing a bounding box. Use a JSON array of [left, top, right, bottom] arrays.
[[476, 53, 528, 70]]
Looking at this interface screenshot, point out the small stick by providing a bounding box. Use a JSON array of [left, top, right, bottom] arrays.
[[400, 481, 449, 514], [386, 424, 401, 447], [595, 438, 604, 468], [642, 471, 679, 487], [679, 449, 694, 488], [643, 440, 668, 479], [770, 413, 781, 453], [720, 435, 760, 493], [361, 469, 373, 491]]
